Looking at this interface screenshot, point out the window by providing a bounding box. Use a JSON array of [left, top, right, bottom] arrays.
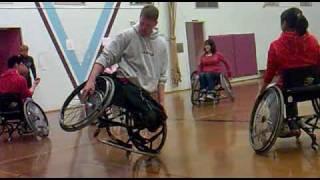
[[263, 2, 279, 7], [130, 2, 153, 6], [196, 2, 218, 8], [55, 2, 85, 6], [300, 2, 312, 6]]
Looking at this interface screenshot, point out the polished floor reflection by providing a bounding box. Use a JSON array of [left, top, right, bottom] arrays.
[[0, 79, 320, 177]]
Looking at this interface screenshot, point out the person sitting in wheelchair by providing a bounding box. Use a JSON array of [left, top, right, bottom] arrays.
[[0, 55, 40, 101], [258, 7, 320, 136], [197, 39, 231, 101], [82, 5, 168, 133]]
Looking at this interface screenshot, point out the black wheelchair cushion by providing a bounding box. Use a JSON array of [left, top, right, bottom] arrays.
[[0, 93, 23, 119], [281, 66, 320, 102]]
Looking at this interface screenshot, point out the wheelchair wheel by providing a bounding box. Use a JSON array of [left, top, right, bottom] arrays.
[[23, 98, 49, 137], [60, 75, 114, 132], [129, 116, 167, 154], [249, 86, 284, 154], [220, 74, 234, 101], [190, 72, 200, 105]]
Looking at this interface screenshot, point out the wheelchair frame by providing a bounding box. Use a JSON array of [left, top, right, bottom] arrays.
[[0, 95, 49, 142], [190, 71, 234, 105], [59, 74, 167, 156]]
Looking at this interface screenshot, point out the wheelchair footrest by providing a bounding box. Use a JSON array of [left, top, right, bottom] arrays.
[[96, 137, 157, 157]]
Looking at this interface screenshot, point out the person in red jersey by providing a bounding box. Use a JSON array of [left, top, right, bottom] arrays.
[[259, 7, 320, 135], [0, 56, 40, 102], [198, 39, 231, 100]]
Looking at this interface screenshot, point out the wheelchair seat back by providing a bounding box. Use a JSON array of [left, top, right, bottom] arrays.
[[281, 65, 320, 102], [0, 93, 23, 120]]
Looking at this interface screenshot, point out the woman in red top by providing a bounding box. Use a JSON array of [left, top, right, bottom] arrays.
[[259, 7, 320, 134], [198, 39, 231, 100]]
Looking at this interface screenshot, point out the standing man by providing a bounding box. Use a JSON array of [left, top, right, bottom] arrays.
[[19, 44, 37, 88]]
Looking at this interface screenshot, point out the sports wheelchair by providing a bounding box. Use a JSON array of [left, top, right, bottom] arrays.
[[0, 94, 49, 142], [59, 74, 167, 156], [249, 66, 320, 154], [190, 71, 234, 105]]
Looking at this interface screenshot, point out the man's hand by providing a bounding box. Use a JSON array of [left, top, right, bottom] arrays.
[[34, 77, 40, 86], [30, 78, 41, 95], [82, 63, 105, 98], [82, 80, 96, 99]]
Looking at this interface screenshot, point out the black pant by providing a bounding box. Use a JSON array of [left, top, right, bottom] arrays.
[[286, 103, 298, 118], [102, 75, 167, 131], [25, 74, 32, 88]]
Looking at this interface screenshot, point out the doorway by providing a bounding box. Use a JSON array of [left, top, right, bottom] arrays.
[[0, 28, 22, 74]]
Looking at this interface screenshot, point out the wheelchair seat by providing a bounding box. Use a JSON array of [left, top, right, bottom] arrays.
[[281, 66, 320, 103], [0, 93, 23, 120]]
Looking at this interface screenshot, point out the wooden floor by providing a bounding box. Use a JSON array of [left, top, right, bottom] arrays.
[[1, 79, 320, 177]]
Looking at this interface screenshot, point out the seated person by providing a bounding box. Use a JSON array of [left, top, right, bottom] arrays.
[[258, 7, 320, 135], [83, 5, 168, 132], [197, 39, 231, 100], [0, 56, 40, 102]]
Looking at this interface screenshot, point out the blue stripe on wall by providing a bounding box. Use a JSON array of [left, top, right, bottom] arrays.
[[43, 2, 115, 83]]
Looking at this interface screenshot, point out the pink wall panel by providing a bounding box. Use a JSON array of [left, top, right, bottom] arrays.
[[209, 35, 237, 77], [0, 29, 22, 74], [208, 33, 258, 77], [233, 34, 258, 76]]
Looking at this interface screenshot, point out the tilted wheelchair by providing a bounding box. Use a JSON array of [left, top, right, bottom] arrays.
[[0, 94, 49, 142], [190, 71, 234, 105], [59, 74, 167, 156], [249, 66, 320, 154]]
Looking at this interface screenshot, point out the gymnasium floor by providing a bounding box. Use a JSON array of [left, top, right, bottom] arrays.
[[0, 79, 320, 178]]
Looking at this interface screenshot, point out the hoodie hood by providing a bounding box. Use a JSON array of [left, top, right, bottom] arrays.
[[132, 23, 159, 40], [278, 31, 309, 54]]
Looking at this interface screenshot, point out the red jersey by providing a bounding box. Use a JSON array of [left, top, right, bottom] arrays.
[[264, 31, 320, 84], [198, 52, 231, 76], [0, 69, 32, 101]]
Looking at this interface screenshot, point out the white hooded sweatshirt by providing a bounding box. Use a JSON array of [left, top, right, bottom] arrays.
[[96, 23, 168, 93]]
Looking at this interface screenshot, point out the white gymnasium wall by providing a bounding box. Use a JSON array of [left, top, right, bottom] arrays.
[[0, 2, 319, 111], [173, 2, 320, 89]]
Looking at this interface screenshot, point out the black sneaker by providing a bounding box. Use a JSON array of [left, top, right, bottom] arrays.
[[288, 119, 299, 130], [288, 119, 301, 136]]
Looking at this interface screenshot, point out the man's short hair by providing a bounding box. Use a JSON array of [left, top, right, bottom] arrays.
[[8, 55, 24, 68], [140, 4, 159, 21], [20, 44, 29, 51]]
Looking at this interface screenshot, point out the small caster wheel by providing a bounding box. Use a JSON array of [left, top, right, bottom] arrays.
[[312, 143, 318, 151]]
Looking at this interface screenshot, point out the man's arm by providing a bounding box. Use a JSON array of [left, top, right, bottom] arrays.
[[157, 84, 165, 106], [29, 57, 37, 79], [82, 63, 105, 97], [83, 32, 130, 97], [158, 42, 169, 106]]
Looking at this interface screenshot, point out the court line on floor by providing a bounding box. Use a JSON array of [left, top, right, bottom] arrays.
[[191, 114, 249, 122], [196, 119, 249, 123]]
